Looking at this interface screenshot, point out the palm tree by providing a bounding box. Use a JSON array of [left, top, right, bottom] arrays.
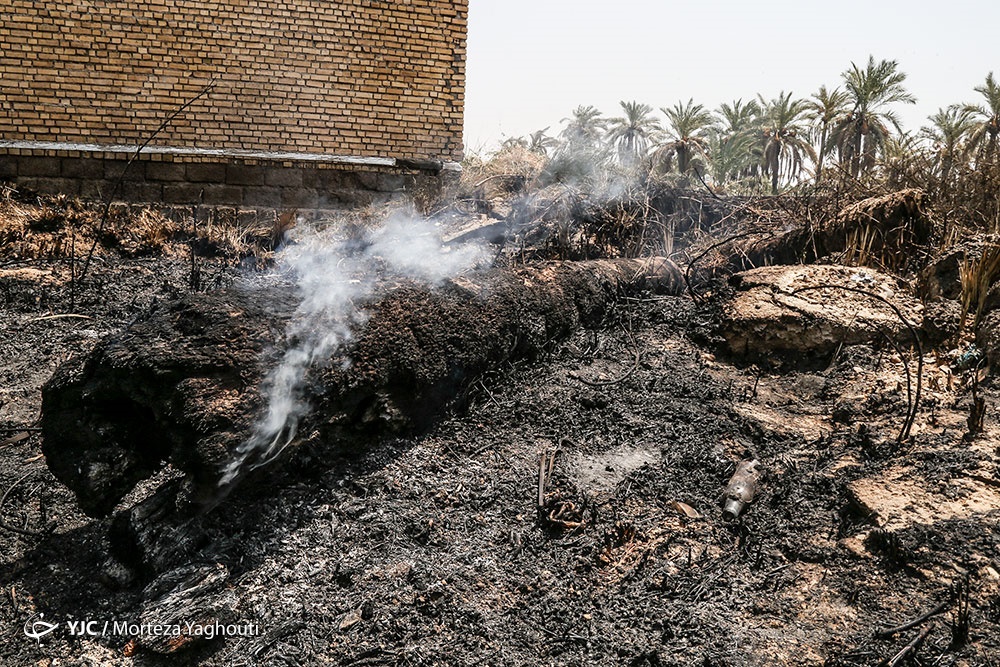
[[879, 132, 927, 189], [805, 85, 850, 182], [559, 105, 607, 151], [759, 92, 817, 193], [921, 106, 975, 186], [652, 99, 716, 175], [606, 101, 662, 168], [964, 72, 1000, 162], [527, 127, 559, 156], [830, 56, 916, 178], [500, 136, 529, 151], [541, 107, 611, 187], [716, 99, 762, 140], [709, 99, 762, 185]]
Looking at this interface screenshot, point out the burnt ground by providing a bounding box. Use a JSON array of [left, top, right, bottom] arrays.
[[2, 215, 1000, 666]]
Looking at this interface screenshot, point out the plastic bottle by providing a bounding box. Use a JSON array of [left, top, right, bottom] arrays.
[[722, 459, 761, 520]]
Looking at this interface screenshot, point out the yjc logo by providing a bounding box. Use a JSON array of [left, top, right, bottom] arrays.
[[23, 613, 59, 644]]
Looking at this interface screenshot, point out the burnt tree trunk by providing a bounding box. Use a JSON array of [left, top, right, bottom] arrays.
[[706, 189, 934, 277], [42, 258, 682, 517]]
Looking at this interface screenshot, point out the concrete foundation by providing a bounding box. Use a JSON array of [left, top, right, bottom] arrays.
[[0, 148, 456, 209]]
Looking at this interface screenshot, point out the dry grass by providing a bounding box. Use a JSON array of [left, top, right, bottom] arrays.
[[836, 188, 933, 272], [199, 208, 299, 258], [841, 220, 882, 269], [959, 242, 1000, 330], [460, 145, 548, 198], [0, 190, 289, 262]]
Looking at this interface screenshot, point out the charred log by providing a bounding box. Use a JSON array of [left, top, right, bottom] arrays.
[[716, 189, 934, 275], [42, 258, 682, 517], [135, 562, 237, 654]]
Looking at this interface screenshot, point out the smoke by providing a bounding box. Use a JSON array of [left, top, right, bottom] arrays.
[[218, 211, 488, 488]]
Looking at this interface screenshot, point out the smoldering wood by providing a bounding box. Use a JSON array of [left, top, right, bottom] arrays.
[[41, 257, 683, 518], [108, 478, 208, 576], [135, 562, 237, 654]]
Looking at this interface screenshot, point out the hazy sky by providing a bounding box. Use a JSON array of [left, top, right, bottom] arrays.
[[463, 0, 999, 154]]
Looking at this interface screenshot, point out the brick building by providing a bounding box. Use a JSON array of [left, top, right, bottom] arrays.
[[0, 1, 468, 207]]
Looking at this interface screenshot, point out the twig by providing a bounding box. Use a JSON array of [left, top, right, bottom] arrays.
[[0, 471, 51, 537], [882, 622, 935, 667], [78, 79, 216, 284], [873, 327, 914, 442], [792, 284, 923, 442], [622, 295, 678, 302], [692, 166, 721, 201], [951, 573, 971, 648], [762, 563, 793, 579], [189, 200, 201, 291], [469, 440, 497, 457], [28, 314, 94, 322], [473, 173, 525, 190], [570, 324, 641, 387], [69, 219, 76, 310], [1, 433, 31, 447], [966, 356, 987, 440], [876, 600, 950, 638], [536, 448, 559, 513], [476, 380, 502, 409], [537, 451, 548, 510]]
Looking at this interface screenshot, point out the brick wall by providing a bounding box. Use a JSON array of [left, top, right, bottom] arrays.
[[0, 151, 449, 208], [0, 0, 467, 163]]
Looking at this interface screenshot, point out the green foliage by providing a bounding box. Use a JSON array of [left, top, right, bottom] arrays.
[[559, 105, 607, 151], [706, 99, 762, 191], [964, 72, 1000, 162], [650, 99, 715, 176], [805, 85, 850, 182], [830, 56, 917, 178], [606, 101, 662, 169], [921, 106, 976, 185], [759, 91, 816, 193]]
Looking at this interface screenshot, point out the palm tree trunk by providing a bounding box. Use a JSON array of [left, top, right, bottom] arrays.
[[816, 126, 829, 183], [678, 146, 690, 174], [851, 123, 863, 178]]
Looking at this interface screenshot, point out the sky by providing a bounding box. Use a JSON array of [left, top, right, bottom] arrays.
[[462, 0, 999, 154]]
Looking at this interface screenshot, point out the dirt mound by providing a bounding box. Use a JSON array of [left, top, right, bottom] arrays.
[[718, 264, 927, 359], [706, 189, 936, 274]]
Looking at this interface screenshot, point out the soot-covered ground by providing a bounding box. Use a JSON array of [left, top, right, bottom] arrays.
[[1, 207, 1000, 666]]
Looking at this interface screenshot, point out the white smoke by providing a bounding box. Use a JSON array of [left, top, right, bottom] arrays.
[[218, 211, 488, 487]]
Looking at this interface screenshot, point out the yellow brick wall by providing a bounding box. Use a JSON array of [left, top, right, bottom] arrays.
[[0, 0, 467, 161]]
